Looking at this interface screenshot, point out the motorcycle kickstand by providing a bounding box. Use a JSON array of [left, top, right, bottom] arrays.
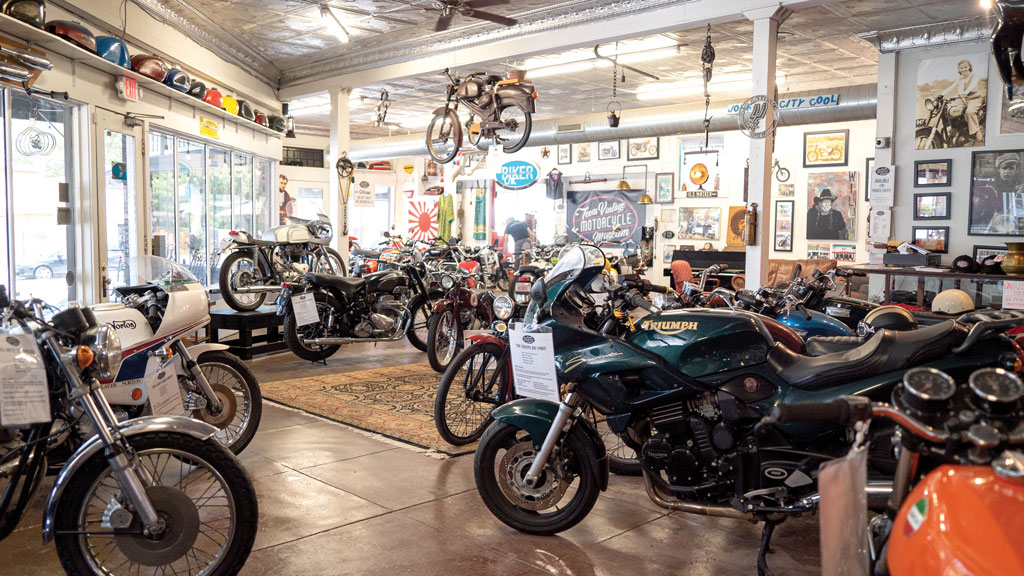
[[756, 520, 781, 576]]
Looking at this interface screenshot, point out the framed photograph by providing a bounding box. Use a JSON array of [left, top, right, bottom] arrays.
[[655, 173, 674, 204], [557, 144, 571, 165], [831, 243, 857, 262], [777, 183, 794, 197], [912, 226, 950, 253], [598, 140, 620, 160], [678, 207, 721, 241], [663, 244, 676, 263], [914, 159, 951, 187], [774, 200, 794, 252], [864, 157, 874, 201], [914, 193, 950, 220], [916, 53, 988, 149], [806, 171, 857, 241], [969, 149, 1024, 235], [803, 129, 849, 168], [660, 207, 676, 224], [974, 245, 1007, 262], [807, 243, 831, 260], [627, 137, 659, 161], [576, 142, 591, 163]]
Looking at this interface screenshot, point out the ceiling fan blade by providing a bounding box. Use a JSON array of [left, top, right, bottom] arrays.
[[468, 10, 517, 26], [434, 14, 454, 32], [466, 0, 511, 9]]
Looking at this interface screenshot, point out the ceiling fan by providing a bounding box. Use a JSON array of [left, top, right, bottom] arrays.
[[430, 0, 518, 32]]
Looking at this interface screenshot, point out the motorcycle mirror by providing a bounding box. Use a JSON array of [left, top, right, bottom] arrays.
[[530, 278, 546, 304]]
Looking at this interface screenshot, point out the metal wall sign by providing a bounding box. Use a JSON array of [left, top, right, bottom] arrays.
[[727, 93, 838, 115], [495, 160, 540, 190], [567, 190, 645, 244], [737, 95, 778, 139]]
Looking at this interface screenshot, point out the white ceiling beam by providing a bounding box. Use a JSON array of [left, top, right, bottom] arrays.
[[279, 0, 843, 100]]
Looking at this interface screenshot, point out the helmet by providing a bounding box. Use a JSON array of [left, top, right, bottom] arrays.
[[187, 80, 206, 100], [130, 54, 167, 82], [95, 36, 129, 68], [951, 254, 979, 274], [46, 20, 96, 53], [254, 111, 269, 127], [932, 289, 975, 315], [3, 0, 45, 29], [163, 69, 191, 92], [268, 115, 286, 132], [237, 100, 255, 121], [203, 87, 223, 108], [221, 95, 239, 115], [857, 305, 918, 338]]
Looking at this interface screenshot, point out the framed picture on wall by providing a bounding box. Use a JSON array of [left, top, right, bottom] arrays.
[[914, 159, 951, 187], [576, 142, 592, 163], [864, 157, 874, 201], [969, 149, 1024, 235], [912, 226, 950, 253], [803, 129, 849, 168], [627, 137, 659, 160], [663, 244, 676, 263], [598, 140, 620, 160], [914, 193, 950, 220], [660, 207, 676, 223], [974, 245, 1007, 262], [557, 144, 571, 165], [655, 173, 674, 203], [774, 200, 794, 252]]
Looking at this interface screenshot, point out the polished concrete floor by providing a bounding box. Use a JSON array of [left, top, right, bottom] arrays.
[[1, 341, 821, 575]]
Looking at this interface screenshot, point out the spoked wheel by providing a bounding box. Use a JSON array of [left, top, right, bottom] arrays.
[[54, 431, 257, 576], [474, 421, 600, 535], [495, 102, 532, 154], [283, 292, 342, 362], [218, 251, 268, 311], [466, 114, 483, 148], [434, 342, 507, 445], [427, 309, 460, 373], [406, 291, 441, 352], [586, 410, 640, 476], [315, 248, 347, 276], [183, 351, 263, 455], [426, 110, 461, 164]]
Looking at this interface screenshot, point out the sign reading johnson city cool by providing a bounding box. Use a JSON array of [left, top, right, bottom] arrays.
[[726, 93, 839, 115], [496, 160, 540, 190]]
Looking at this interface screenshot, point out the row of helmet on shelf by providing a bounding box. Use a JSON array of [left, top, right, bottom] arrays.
[[1, 0, 288, 133]]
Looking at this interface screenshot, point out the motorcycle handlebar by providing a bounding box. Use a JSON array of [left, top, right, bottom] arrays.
[[771, 397, 869, 427], [627, 291, 658, 314], [796, 302, 812, 321]]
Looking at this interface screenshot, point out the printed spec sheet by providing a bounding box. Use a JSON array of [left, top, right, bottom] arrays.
[[0, 334, 51, 426], [509, 326, 561, 403]]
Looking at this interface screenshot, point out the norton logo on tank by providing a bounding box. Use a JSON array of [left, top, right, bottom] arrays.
[[568, 190, 645, 244]]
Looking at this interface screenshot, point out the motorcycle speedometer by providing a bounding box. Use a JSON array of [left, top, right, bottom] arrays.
[[969, 368, 1024, 413], [902, 367, 956, 414]]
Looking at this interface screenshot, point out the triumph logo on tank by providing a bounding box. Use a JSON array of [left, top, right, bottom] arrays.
[[645, 320, 699, 335], [568, 191, 644, 244], [110, 320, 137, 330]]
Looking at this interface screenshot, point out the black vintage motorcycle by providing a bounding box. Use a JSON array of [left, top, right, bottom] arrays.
[[472, 244, 1024, 575], [0, 287, 258, 574], [915, 94, 983, 149], [426, 68, 536, 164]]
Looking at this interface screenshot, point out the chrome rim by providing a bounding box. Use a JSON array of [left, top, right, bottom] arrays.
[[185, 362, 253, 450], [442, 349, 500, 439], [434, 311, 457, 365], [227, 256, 260, 307]]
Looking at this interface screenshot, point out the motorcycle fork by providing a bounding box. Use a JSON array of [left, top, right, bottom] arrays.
[[173, 341, 223, 413], [523, 389, 583, 488]]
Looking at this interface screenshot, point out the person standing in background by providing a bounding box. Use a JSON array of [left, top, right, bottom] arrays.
[[278, 174, 293, 224], [504, 217, 534, 265]]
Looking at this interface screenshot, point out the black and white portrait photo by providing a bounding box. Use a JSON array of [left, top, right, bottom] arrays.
[[970, 150, 1024, 235], [916, 53, 988, 149]]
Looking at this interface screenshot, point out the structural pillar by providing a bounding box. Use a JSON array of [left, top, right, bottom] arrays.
[[328, 86, 352, 266], [743, 6, 788, 289]]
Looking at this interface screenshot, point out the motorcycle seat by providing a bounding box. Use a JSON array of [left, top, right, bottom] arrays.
[[353, 249, 381, 259], [768, 321, 963, 390], [305, 272, 364, 296], [804, 335, 864, 357], [485, 74, 502, 84]]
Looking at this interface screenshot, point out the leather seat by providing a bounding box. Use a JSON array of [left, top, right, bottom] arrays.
[[768, 321, 963, 390], [352, 249, 381, 259], [805, 335, 864, 357], [305, 272, 364, 296]]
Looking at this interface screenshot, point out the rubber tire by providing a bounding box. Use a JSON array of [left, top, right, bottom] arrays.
[[426, 309, 459, 373], [53, 431, 258, 576], [406, 290, 441, 352], [498, 103, 532, 154], [434, 342, 506, 445], [219, 251, 268, 312], [426, 110, 461, 164], [325, 247, 348, 276], [34, 265, 53, 279], [283, 292, 342, 362], [474, 420, 600, 535], [195, 351, 263, 455]]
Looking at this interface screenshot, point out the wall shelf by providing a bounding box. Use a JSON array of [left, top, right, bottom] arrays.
[[0, 13, 282, 138]]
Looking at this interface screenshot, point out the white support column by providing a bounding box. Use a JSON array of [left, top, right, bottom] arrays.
[[743, 6, 787, 289], [328, 86, 351, 266]]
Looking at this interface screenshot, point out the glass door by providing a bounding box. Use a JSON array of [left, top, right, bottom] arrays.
[[95, 109, 144, 296]]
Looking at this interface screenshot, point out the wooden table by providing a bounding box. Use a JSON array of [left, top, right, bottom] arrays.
[[207, 305, 287, 359]]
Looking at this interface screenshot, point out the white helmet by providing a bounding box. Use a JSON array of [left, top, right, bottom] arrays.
[[931, 289, 974, 315]]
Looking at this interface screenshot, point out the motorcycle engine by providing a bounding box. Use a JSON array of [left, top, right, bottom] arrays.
[[353, 301, 405, 338]]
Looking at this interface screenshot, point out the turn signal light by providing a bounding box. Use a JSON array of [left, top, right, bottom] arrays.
[[229, 231, 239, 237], [76, 345, 94, 369], [131, 388, 143, 401], [532, 91, 538, 99], [281, 282, 292, 290]]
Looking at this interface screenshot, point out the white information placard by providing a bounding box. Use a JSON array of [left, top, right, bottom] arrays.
[[868, 164, 895, 207], [353, 184, 375, 208], [868, 208, 891, 240], [146, 358, 183, 416], [0, 333, 50, 425], [1004, 281, 1024, 310], [508, 327, 560, 403], [292, 292, 319, 326]]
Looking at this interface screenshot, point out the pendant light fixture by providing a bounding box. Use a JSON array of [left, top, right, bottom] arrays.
[[320, 4, 350, 44], [617, 165, 653, 204]]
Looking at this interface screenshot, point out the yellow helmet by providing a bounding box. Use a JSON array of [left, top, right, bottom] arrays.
[[221, 95, 239, 115]]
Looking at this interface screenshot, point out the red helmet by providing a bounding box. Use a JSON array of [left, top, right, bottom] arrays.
[[254, 111, 269, 127], [129, 54, 168, 82], [203, 87, 223, 108]]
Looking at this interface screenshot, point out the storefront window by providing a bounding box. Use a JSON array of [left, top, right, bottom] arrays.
[[177, 138, 206, 283], [150, 132, 175, 259], [208, 147, 231, 281], [232, 152, 253, 235], [350, 187, 392, 248], [0, 93, 8, 290], [255, 159, 273, 235]]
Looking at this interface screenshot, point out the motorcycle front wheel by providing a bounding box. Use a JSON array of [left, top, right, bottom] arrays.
[[283, 292, 342, 362], [495, 102, 532, 154], [219, 251, 269, 311], [406, 290, 441, 352], [434, 341, 507, 445], [53, 431, 258, 576], [315, 247, 347, 277], [427, 309, 460, 373], [426, 109, 461, 164], [186, 351, 263, 455], [474, 420, 600, 535]]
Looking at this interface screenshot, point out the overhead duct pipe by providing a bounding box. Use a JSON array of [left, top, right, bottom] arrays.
[[350, 83, 877, 161]]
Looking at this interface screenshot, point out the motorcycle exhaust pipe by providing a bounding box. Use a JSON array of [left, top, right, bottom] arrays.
[[231, 285, 283, 294], [301, 311, 411, 346], [642, 472, 755, 521]]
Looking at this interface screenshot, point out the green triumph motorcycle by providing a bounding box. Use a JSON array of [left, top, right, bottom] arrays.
[[472, 243, 1024, 575]]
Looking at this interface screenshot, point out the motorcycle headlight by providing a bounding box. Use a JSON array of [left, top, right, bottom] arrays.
[[80, 325, 122, 379], [924, 98, 935, 112], [493, 295, 514, 320], [441, 274, 455, 290]]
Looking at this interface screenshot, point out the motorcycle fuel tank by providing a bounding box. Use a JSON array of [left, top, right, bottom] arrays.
[[776, 308, 852, 338], [629, 309, 773, 378], [262, 223, 311, 244], [364, 270, 407, 293]]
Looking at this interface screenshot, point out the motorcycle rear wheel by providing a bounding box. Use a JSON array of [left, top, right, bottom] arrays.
[[53, 431, 257, 576], [189, 351, 263, 455], [495, 102, 532, 154], [434, 341, 507, 445], [474, 421, 600, 535], [219, 251, 269, 312], [407, 290, 441, 352], [426, 109, 461, 164], [283, 292, 342, 361], [427, 309, 460, 373]]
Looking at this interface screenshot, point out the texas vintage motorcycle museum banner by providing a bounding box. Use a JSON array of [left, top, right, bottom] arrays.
[[567, 190, 647, 245]]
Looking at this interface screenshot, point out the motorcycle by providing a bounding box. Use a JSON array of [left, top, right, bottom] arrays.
[[218, 201, 346, 311], [915, 94, 983, 149], [472, 243, 1024, 574], [91, 256, 262, 454], [510, 245, 558, 305], [767, 357, 1024, 575], [426, 270, 496, 373], [426, 68, 536, 164], [0, 287, 258, 574]]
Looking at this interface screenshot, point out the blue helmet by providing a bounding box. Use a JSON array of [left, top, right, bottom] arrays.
[[95, 36, 129, 68], [163, 68, 191, 93]]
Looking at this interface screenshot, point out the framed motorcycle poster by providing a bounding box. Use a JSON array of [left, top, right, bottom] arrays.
[[774, 200, 793, 252], [915, 52, 988, 149], [802, 129, 848, 168], [627, 137, 659, 161]]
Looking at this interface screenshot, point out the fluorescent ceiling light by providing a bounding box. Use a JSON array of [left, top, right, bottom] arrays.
[[526, 43, 680, 79], [635, 73, 786, 101], [320, 4, 349, 43], [527, 60, 600, 79]]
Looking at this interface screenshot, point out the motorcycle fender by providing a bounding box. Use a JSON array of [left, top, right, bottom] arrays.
[[467, 333, 504, 347], [495, 85, 536, 113], [432, 106, 452, 116], [432, 298, 454, 314], [43, 416, 219, 542], [173, 343, 231, 372]]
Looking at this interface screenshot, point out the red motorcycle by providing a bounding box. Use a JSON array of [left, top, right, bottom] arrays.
[[426, 270, 496, 373]]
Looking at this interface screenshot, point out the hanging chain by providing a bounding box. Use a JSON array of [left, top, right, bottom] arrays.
[[612, 61, 617, 100], [374, 89, 391, 127], [701, 23, 715, 147]]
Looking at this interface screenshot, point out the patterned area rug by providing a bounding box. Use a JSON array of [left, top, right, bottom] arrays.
[[262, 363, 474, 456]]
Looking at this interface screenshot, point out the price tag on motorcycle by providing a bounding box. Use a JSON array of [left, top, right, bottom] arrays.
[[146, 358, 184, 416], [0, 333, 50, 426], [292, 292, 320, 326], [508, 325, 560, 403]]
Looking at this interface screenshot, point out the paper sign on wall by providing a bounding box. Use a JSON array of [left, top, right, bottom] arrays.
[[353, 181, 375, 207], [199, 117, 220, 140], [508, 326, 560, 403], [869, 208, 891, 240], [868, 164, 895, 207], [1004, 281, 1024, 309]]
